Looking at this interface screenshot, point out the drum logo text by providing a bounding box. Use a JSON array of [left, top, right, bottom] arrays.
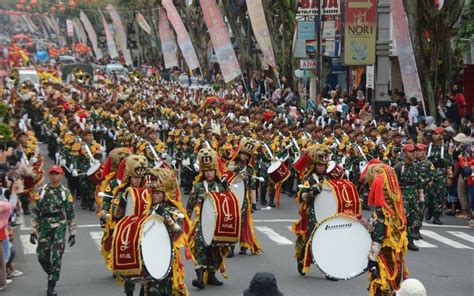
[[325, 223, 352, 230]]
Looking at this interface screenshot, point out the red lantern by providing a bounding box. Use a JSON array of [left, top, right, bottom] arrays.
[[18, 0, 26, 4], [25, 5, 31, 11], [59, 6, 65, 13], [30, 0, 37, 5], [16, 4, 23, 10], [50, 6, 56, 13], [57, 1, 64, 7], [69, 1, 76, 8]]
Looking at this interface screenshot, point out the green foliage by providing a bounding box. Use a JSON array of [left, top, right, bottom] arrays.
[[0, 103, 8, 118], [453, 1, 474, 54], [0, 123, 13, 142]]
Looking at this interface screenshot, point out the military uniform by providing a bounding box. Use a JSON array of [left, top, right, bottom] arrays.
[[30, 179, 76, 295], [414, 150, 435, 239]]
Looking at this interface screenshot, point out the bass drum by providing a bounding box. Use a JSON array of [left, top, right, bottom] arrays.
[[313, 179, 361, 222], [201, 191, 241, 246], [223, 172, 246, 210], [140, 215, 173, 280], [310, 214, 371, 280]]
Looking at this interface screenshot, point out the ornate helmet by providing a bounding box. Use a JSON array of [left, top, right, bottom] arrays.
[[306, 144, 330, 165], [198, 148, 217, 171], [110, 148, 131, 171], [144, 167, 178, 194], [124, 155, 148, 178], [238, 137, 259, 156]]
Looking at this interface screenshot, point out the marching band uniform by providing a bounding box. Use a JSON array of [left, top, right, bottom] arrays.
[[187, 148, 228, 290], [78, 129, 103, 211], [360, 160, 408, 296]]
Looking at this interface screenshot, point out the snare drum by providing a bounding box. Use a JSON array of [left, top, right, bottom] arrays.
[[310, 214, 371, 280], [313, 179, 361, 222], [267, 161, 290, 184], [87, 162, 104, 185], [222, 172, 245, 210], [200, 191, 241, 246], [326, 161, 344, 179], [112, 214, 172, 280]]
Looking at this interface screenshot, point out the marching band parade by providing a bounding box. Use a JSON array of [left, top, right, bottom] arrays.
[[0, 1, 472, 296]]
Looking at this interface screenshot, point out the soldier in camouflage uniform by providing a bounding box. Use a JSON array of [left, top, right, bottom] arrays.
[[258, 128, 277, 207], [30, 165, 76, 296], [425, 127, 453, 225], [187, 148, 228, 290], [394, 144, 424, 251], [414, 143, 435, 240]]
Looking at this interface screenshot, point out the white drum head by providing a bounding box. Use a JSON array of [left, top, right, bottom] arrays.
[[326, 161, 336, 173], [141, 215, 172, 280], [124, 196, 134, 216], [267, 161, 281, 174], [87, 161, 101, 176], [313, 184, 338, 222], [231, 178, 246, 210], [311, 215, 371, 280], [200, 196, 217, 246]]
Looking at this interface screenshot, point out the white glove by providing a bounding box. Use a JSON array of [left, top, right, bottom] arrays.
[[193, 162, 200, 172], [30, 157, 38, 163], [60, 159, 66, 166], [72, 169, 78, 177], [182, 158, 191, 167]]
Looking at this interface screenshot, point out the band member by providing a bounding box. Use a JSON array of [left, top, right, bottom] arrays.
[[360, 159, 408, 296], [292, 144, 337, 280], [144, 167, 189, 296], [227, 138, 262, 256], [187, 148, 228, 290]]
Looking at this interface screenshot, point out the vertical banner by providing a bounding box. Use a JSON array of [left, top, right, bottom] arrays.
[[73, 18, 88, 44], [50, 16, 66, 46], [100, 11, 119, 59], [66, 19, 74, 38], [246, 0, 276, 68], [343, 0, 377, 65], [80, 11, 102, 59], [366, 65, 374, 89], [392, 0, 424, 102], [158, 7, 179, 69], [162, 0, 200, 71], [200, 0, 241, 82], [136, 12, 152, 35], [106, 4, 132, 66]]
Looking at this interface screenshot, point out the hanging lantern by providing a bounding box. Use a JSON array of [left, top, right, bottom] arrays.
[[69, 1, 76, 9], [18, 0, 26, 4], [50, 6, 56, 13], [59, 6, 65, 13], [25, 5, 31, 11], [30, 0, 37, 6], [16, 4, 23, 10], [57, 1, 64, 7]]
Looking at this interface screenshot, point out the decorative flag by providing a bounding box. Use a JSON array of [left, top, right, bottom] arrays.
[[162, 0, 200, 71], [80, 10, 102, 59], [66, 19, 74, 38], [73, 18, 88, 45], [158, 7, 179, 69], [50, 16, 66, 46], [136, 12, 152, 35], [200, 0, 241, 82], [106, 4, 132, 66], [246, 0, 276, 68], [99, 10, 118, 59], [392, 0, 424, 104]]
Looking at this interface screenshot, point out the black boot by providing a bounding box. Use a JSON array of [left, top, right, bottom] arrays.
[[413, 226, 422, 240], [433, 217, 443, 225], [408, 239, 419, 251], [239, 247, 247, 255], [207, 271, 223, 286], [297, 257, 305, 276], [425, 208, 433, 221], [192, 268, 205, 290], [227, 245, 235, 258], [124, 280, 134, 296], [269, 195, 276, 208], [252, 203, 259, 212], [47, 280, 57, 296]]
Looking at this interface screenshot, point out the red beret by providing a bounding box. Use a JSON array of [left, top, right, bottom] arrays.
[[403, 144, 416, 151]]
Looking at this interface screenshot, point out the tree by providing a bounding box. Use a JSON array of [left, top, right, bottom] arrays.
[[403, 0, 465, 117]]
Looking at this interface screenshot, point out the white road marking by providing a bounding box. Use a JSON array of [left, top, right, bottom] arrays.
[[414, 239, 438, 248], [422, 222, 470, 229], [77, 224, 101, 228], [420, 230, 473, 249], [447, 231, 474, 243], [18, 215, 28, 231], [89, 231, 103, 250], [255, 226, 293, 246], [20, 235, 37, 254]]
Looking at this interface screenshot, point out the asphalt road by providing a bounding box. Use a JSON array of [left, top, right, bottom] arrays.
[[3, 151, 474, 296]]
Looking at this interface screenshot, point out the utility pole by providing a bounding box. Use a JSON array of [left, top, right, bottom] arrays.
[[374, 0, 391, 110]]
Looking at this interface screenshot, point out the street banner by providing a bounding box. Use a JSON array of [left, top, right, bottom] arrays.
[[297, 0, 341, 16], [106, 4, 132, 66], [73, 18, 88, 45], [136, 12, 152, 35], [392, 0, 424, 101], [366, 65, 374, 89], [162, 0, 200, 71], [247, 0, 276, 68], [80, 10, 103, 59], [158, 7, 179, 69], [300, 59, 317, 70], [66, 19, 74, 38], [200, 0, 242, 82], [343, 0, 377, 65], [100, 10, 119, 59]]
